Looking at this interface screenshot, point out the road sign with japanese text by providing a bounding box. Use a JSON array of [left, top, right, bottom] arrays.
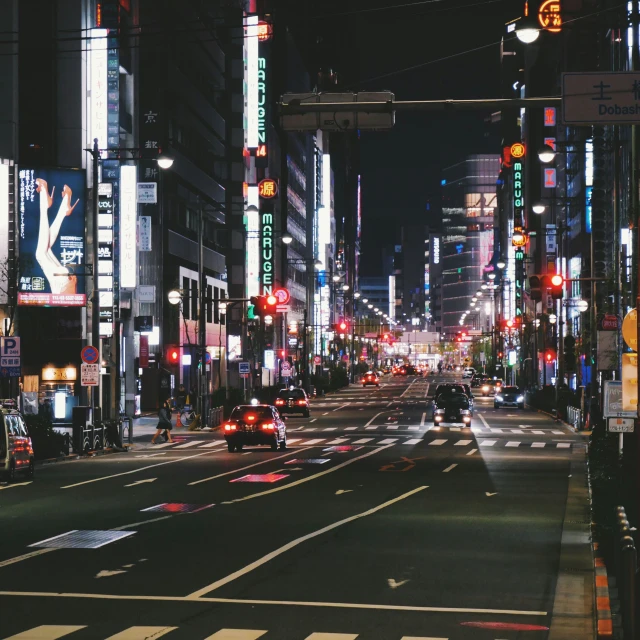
[[81, 363, 100, 386], [0, 337, 20, 377]]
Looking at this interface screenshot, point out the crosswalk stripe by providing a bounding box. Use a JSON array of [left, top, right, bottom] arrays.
[[408, 426, 420, 431], [105, 628, 178, 639], [401, 636, 449, 639], [505, 441, 520, 447], [428, 439, 447, 446], [557, 442, 571, 448], [552, 430, 565, 435], [532, 442, 545, 448], [199, 441, 225, 448], [403, 438, 422, 445], [352, 438, 374, 444], [511, 429, 524, 434], [455, 439, 473, 446], [304, 634, 358, 639], [323, 428, 338, 432], [204, 630, 267, 639], [174, 440, 206, 449], [365, 426, 378, 430], [326, 438, 350, 445], [386, 425, 399, 430], [286, 439, 301, 444], [304, 439, 325, 445], [490, 428, 503, 433], [449, 427, 461, 432], [345, 427, 358, 431], [479, 439, 497, 446], [4, 626, 87, 639], [532, 430, 545, 434], [378, 438, 398, 445]]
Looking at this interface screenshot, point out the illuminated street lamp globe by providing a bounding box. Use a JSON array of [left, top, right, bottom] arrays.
[[496, 258, 506, 269], [168, 289, 181, 305], [515, 16, 540, 43], [576, 299, 589, 312], [157, 153, 174, 169], [532, 202, 546, 214], [548, 314, 557, 324], [538, 145, 556, 164], [487, 273, 496, 280], [281, 232, 293, 245]]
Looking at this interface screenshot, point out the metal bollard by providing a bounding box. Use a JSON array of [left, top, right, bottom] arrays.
[[621, 540, 637, 640]]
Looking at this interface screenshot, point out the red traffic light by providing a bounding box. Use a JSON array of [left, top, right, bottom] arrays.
[[545, 349, 557, 363], [550, 274, 563, 287], [338, 321, 348, 331], [166, 346, 179, 364], [266, 294, 278, 306]]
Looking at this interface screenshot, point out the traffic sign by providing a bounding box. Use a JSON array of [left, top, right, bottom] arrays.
[[562, 72, 640, 125], [281, 362, 292, 377], [81, 363, 100, 386], [0, 337, 20, 378], [273, 287, 290, 305], [81, 345, 100, 364], [205, 352, 212, 364], [313, 355, 322, 365], [238, 361, 250, 374], [603, 381, 636, 418], [608, 417, 635, 433]]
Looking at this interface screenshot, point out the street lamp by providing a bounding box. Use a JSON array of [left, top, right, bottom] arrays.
[[368, 304, 373, 309], [157, 153, 174, 169], [362, 298, 368, 303], [354, 292, 361, 299], [481, 284, 488, 290], [532, 202, 546, 214], [168, 289, 181, 306], [548, 314, 557, 324], [515, 15, 540, 44], [332, 274, 341, 282], [496, 258, 506, 269], [342, 284, 349, 291], [488, 273, 496, 281], [538, 144, 556, 163], [281, 232, 293, 245]]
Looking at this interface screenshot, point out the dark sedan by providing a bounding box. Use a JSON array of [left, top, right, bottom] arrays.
[[433, 393, 472, 425], [274, 388, 310, 417], [223, 404, 287, 452], [494, 386, 525, 410]]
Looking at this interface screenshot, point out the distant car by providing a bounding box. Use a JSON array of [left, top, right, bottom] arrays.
[[480, 379, 501, 397], [274, 388, 310, 417], [362, 371, 380, 387], [462, 367, 475, 379], [1, 409, 35, 481], [470, 374, 486, 388], [404, 365, 417, 375], [494, 386, 525, 410], [223, 404, 287, 452], [435, 383, 474, 415], [433, 393, 472, 425]]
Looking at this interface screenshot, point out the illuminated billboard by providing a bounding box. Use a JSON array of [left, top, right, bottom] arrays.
[[18, 168, 86, 306]]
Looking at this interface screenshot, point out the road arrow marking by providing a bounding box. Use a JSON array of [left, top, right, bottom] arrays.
[[486, 492, 498, 497], [335, 489, 353, 495], [0, 481, 32, 490], [124, 478, 157, 487], [95, 569, 126, 578], [388, 578, 410, 589]]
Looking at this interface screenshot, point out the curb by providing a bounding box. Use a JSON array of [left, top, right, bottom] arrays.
[[593, 546, 614, 638], [35, 446, 127, 467], [530, 406, 581, 432]]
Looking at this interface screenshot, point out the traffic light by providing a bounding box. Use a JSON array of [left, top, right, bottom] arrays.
[[545, 349, 557, 364], [250, 294, 278, 319], [165, 345, 179, 365], [550, 274, 564, 299], [265, 294, 278, 316], [336, 319, 349, 333], [529, 275, 542, 301]]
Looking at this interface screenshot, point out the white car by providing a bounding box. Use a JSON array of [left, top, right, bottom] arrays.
[[462, 367, 475, 378]]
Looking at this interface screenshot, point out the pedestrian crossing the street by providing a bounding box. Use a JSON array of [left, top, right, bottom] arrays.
[[138, 435, 573, 451], [1, 624, 508, 639]]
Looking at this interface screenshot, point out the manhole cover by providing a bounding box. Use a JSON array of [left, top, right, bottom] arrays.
[[230, 473, 289, 483], [285, 458, 330, 465], [141, 503, 214, 513], [29, 530, 136, 549]]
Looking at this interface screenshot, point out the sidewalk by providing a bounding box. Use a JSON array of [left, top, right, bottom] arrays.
[[132, 414, 217, 440]]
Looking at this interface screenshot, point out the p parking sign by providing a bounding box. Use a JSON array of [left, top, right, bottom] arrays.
[[0, 337, 21, 377]]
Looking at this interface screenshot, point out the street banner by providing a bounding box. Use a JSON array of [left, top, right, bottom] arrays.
[[17, 168, 86, 306]]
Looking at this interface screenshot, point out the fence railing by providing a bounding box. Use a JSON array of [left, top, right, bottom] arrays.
[[566, 406, 583, 430], [208, 406, 224, 428], [615, 506, 638, 639]]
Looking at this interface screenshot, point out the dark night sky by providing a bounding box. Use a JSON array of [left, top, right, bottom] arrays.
[[287, 0, 518, 275]]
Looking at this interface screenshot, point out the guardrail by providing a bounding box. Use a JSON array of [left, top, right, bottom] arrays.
[[72, 417, 132, 453], [566, 406, 583, 430], [208, 406, 224, 428], [614, 506, 638, 639]]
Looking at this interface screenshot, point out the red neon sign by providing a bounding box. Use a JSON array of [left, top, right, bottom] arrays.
[[538, 0, 562, 33], [258, 178, 278, 199]]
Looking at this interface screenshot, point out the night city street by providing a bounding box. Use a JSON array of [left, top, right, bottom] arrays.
[[0, 375, 591, 639]]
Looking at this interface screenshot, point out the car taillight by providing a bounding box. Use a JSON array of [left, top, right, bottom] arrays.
[[275, 399, 285, 405], [224, 424, 236, 431], [297, 400, 306, 405], [261, 423, 275, 430]]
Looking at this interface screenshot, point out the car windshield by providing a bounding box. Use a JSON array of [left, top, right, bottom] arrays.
[[439, 385, 466, 396], [437, 394, 469, 409], [230, 407, 273, 422], [277, 390, 305, 399], [502, 387, 521, 394]]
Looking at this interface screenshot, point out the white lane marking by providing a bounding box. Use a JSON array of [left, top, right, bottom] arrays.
[[557, 443, 571, 448], [0, 548, 57, 570], [204, 631, 267, 640], [333, 403, 350, 412], [174, 440, 206, 449], [532, 430, 545, 435], [0, 481, 32, 491], [309, 419, 317, 423], [345, 427, 358, 431], [420, 412, 426, 426], [286, 439, 301, 444], [424, 383, 430, 398], [401, 637, 448, 640], [226, 445, 395, 505], [188, 485, 428, 597], [428, 439, 447, 446], [505, 441, 520, 447], [477, 412, 491, 429], [466, 448, 478, 456], [532, 442, 545, 448], [61, 450, 223, 489], [364, 410, 388, 427], [454, 440, 473, 446], [305, 635, 357, 640], [510, 429, 524, 434], [408, 426, 420, 431], [188, 449, 311, 486], [403, 438, 422, 445], [105, 627, 177, 639], [486, 492, 498, 497], [150, 442, 175, 449], [378, 438, 398, 445], [352, 438, 374, 444], [325, 438, 349, 445], [199, 442, 225, 448], [490, 428, 503, 433], [3, 626, 87, 639], [386, 425, 399, 430], [124, 478, 157, 487], [479, 440, 496, 447], [442, 464, 457, 473], [449, 427, 461, 432], [323, 427, 337, 432], [365, 426, 378, 430], [0, 590, 548, 616], [303, 439, 326, 445], [322, 413, 329, 416], [552, 430, 565, 435]]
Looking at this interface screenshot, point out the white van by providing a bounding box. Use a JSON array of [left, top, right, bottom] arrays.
[[0, 410, 35, 482]]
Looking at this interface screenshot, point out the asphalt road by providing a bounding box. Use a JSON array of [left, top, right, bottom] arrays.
[[0, 374, 591, 639]]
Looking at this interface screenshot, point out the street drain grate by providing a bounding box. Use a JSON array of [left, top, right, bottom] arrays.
[[29, 530, 136, 549], [230, 473, 289, 483], [285, 458, 330, 465], [141, 503, 214, 514]]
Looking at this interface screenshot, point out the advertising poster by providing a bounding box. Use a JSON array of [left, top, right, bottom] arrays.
[[18, 168, 86, 306]]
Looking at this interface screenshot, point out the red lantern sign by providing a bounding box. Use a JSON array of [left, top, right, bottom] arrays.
[[258, 178, 278, 199], [257, 21, 273, 41]]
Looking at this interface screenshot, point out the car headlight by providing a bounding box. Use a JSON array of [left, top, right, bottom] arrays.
[[482, 385, 489, 392], [517, 395, 524, 402], [434, 414, 443, 421], [462, 415, 471, 422], [495, 395, 503, 402], [461, 410, 471, 415]]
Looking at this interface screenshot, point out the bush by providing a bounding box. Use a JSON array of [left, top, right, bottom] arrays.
[[25, 415, 67, 460], [329, 366, 349, 391]]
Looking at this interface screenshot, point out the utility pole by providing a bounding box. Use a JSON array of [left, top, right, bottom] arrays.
[[302, 308, 308, 392], [88, 138, 101, 417], [198, 200, 207, 426], [633, 0, 640, 523]]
